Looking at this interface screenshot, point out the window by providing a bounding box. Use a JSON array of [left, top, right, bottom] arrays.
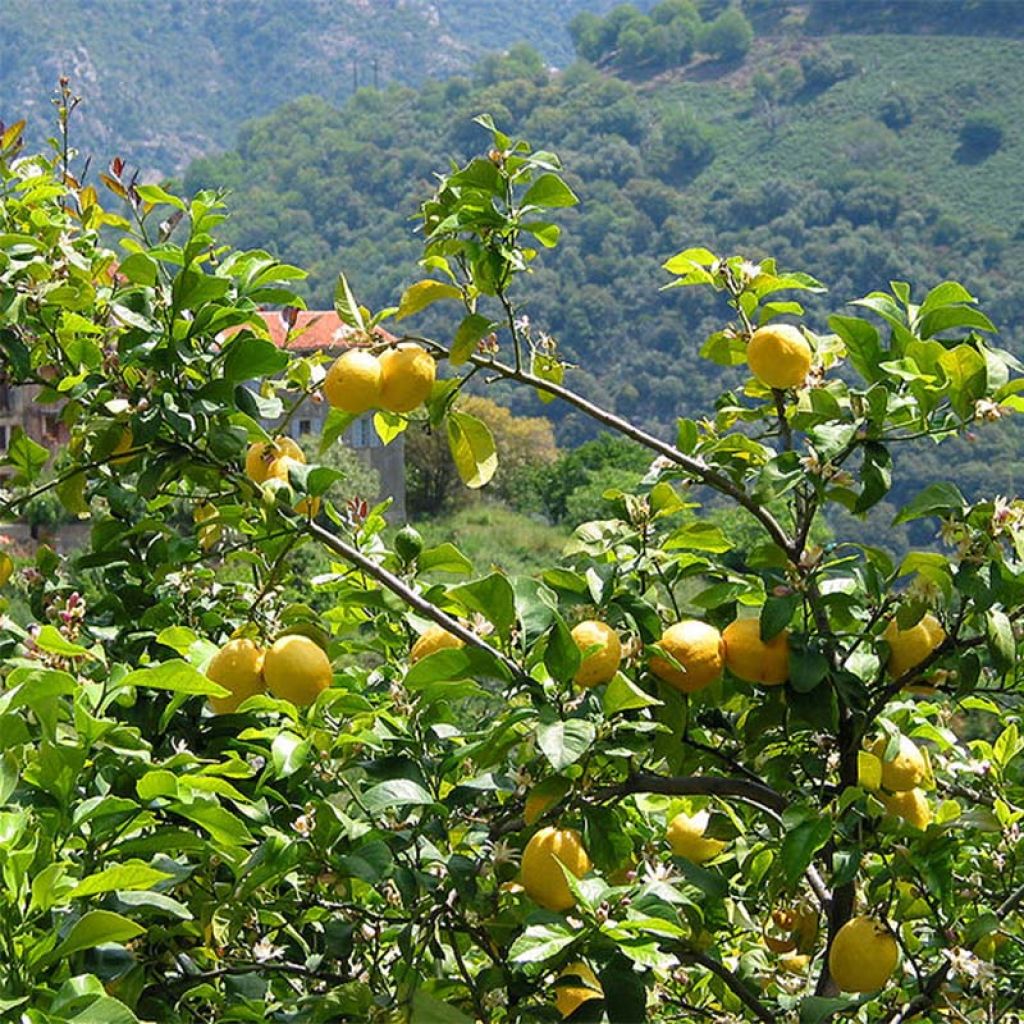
[[0, 425, 6, 451], [298, 419, 312, 436], [0, 384, 10, 412], [43, 414, 60, 439]]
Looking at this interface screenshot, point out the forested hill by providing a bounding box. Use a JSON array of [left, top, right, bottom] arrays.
[[185, 27, 1024, 440], [0, 0, 633, 177]]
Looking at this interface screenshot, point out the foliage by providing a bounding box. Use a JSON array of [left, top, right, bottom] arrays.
[[959, 111, 1006, 159], [4, 111, 1024, 1024], [698, 5, 754, 61]]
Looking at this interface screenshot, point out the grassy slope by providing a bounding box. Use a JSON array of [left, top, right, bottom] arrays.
[[413, 504, 570, 578], [663, 34, 1024, 234]]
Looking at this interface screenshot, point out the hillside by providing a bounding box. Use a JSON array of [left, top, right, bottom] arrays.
[[0, 0, 635, 177]]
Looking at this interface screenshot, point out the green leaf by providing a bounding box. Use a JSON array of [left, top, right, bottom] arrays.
[[447, 410, 497, 489], [334, 272, 365, 330], [397, 280, 462, 320], [418, 543, 473, 575], [122, 659, 230, 698], [271, 731, 310, 778], [320, 408, 358, 452], [993, 722, 1024, 769], [544, 616, 581, 683], [521, 172, 579, 209], [530, 351, 564, 403], [761, 594, 797, 640], [450, 573, 516, 637], [603, 673, 661, 716], [362, 778, 435, 813], [117, 251, 159, 286], [664, 521, 732, 553], [985, 608, 1015, 674], [410, 991, 475, 1024], [537, 718, 596, 771], [789, 648, 830, 693], [34, 625, 93, 658], [892, 482, 966, 525], [69, 862, 173, 899], [170, 799, 253, 847], [919, 305, 996, 339], [800, 996, 869, 1024], [509, 921, 575, 963], [223, 334, 288, 381], [450, 312, 494, 365], [780, 816, 831, 886], [39, 911, 145, 966], [135, 183, 187, 210], [4, 426, 50, 482]]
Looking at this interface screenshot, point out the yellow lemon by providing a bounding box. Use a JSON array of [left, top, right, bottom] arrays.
[[666, 810, 726, 864], [649, 620, 724, 694], [555, 962, 603, 1019], [524, 778, 569, 826], [194, 502, 222, 551], [379, 343, 436, 413], [881, 788, 931, 830], [0, 553, 12, 588], [765, 904, 819, 954], [410, 623, 465, 663], [778, 953, 810, 975], [521, 826, 592, 912], [722, 618, 790, 686], [884, 613, 945, 679], [828, 916, 899, 993], [870, 734, 927, 793], [263, 634, 333, 707], [266, 456, 320, 517], [323, 348, 383, 414], [246, 436, 305, 483], [746, 324, 813, 390], [570, 620, 621, 688], [206, 638, 266, 715]]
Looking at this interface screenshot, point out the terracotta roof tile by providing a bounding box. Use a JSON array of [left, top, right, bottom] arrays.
[[257, 311, 396, 352]]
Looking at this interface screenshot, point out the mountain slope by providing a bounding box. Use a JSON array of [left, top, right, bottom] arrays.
[[0, 0, 635, 177]]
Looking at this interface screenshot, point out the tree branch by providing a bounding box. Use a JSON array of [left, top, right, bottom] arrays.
[[307, 519, 527, 683], [674, 947, 775, 1023]]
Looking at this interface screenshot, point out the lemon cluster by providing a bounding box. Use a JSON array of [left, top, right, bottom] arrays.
[[246, 435, 320, 516], [206, 633, 333, 713], [323, 343, 436, 416]]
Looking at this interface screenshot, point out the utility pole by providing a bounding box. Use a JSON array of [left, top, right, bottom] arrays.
[[372, 58, 379, 90], [352, 58, 358, 94]]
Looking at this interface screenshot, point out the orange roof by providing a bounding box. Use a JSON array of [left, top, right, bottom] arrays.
[[257, 311, 395, 352]]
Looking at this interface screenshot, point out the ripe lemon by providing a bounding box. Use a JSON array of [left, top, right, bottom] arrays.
[[765, 904, 819, 953], [722, 618, 790, 686], [263, 634, 333, 707], [869, 734, 927, 793], [778, 953, 810, 975], [555, 962, 603, 1019], [266, 456, 320, 516], [828, 916, 899, 992], [410, 623, 465, 663], [666, 810, 726, 863], [524, 779, 569, 826], [0, 553, 12, 587], [649, 620, 724, 694], [520, 826, 592, 912], [881, 788, 931, 830], [379, 343, 436, 413], [323, 348, 383, 414], [246, 436, 305, 483], [883, 613, 945, 679], [746, 324, 812, 390], [570, 620, 621, 688], [206, 638, 266, 715]]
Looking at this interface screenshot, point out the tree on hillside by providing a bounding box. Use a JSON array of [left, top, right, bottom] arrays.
[[698, 5, 754, 60], [2, 111, 1024, 1024]]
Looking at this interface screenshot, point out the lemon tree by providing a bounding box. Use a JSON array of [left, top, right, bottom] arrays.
[[1, 110, 1024, 1024]]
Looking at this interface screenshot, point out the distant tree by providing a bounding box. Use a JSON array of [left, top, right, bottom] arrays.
[[652, 0, 701, 25], [960, 111, 1005, 156], [698, 6, 754, 60], [657, 106, 716, 181], [801, 44, 859, 91], [568, 10, 605, 61], [879, 89, 914, 130]]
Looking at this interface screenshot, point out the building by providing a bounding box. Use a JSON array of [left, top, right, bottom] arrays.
[[0, 380, 66, 458]]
